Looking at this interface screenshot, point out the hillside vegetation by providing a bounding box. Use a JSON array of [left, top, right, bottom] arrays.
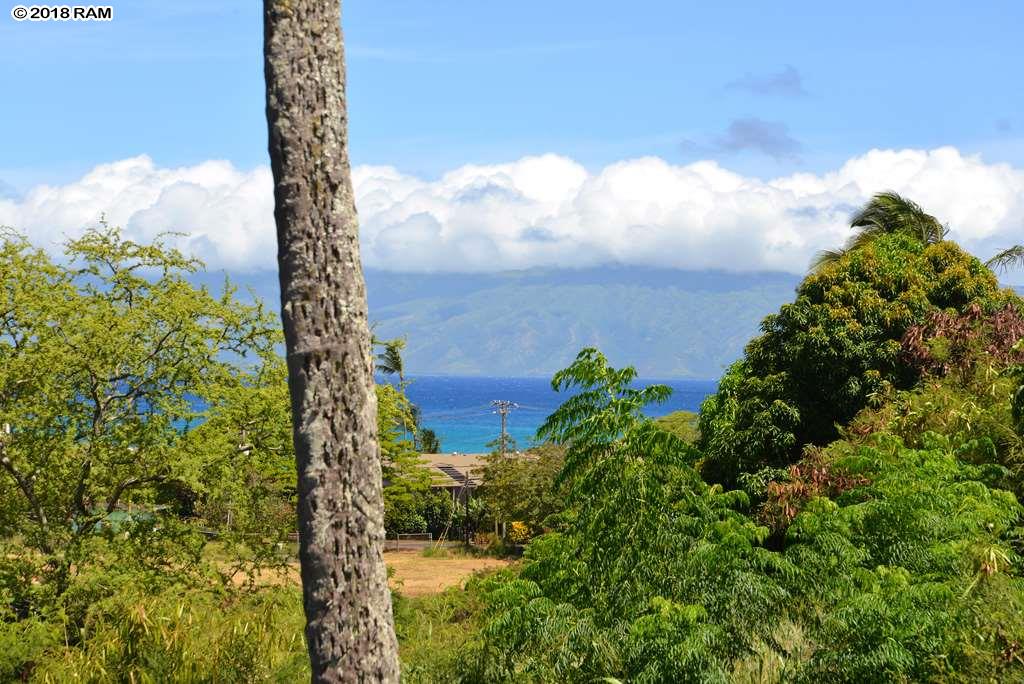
[[368, 269, 797, 378], [1, 193, 1023, 682], [207, 266, 799, 379], [403, 194, 1024, 682]]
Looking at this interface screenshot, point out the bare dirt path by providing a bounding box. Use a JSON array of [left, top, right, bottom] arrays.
[[384, 551, 510, 596]]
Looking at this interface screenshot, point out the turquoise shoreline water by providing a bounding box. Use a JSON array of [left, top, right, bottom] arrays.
[[394, 375, 718, 453]]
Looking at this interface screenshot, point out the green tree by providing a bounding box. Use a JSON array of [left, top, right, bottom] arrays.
[[0, 228, 291, 680], [473, 349, 790, 681], [0, 227, 275, 567], [416, 428, 441, 454], [485, 432, 518, 456], [377, 383, 433, 535], [653, 410, 701, 444], [700, 214, 1007, 486], [478, 444, 565, 538], [182, 350, 298, 580]]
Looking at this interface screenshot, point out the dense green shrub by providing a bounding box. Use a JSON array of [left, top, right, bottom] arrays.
[[469, 347, 1024, 682], [478, 444, 565, 539], [699, 232, 1007, 486], [1013, 345, 1024, 437], [654, 409, 701, 444], [393, 578, 493, 683], [385, 489, 455, 537], [839, 301, 1024, 495], [780, 436, 1023, 680], [900, 302, 1024, 377], [470, 350, 793, 681]]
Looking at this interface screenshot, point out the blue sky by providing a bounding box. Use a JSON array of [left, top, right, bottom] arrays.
[[4, 0, 1023, 183], [1, 1, 1022, 277]]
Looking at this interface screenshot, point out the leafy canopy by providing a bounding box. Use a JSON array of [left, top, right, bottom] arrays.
[[700, 213, 1007, 486], [0, 227, 278, 558], [473, 350, 793, 682]]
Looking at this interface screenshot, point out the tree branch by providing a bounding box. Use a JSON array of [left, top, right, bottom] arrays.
[[0, 441, 48, 531], [106, 474, 167, 514], [73, 458, 92, 518]]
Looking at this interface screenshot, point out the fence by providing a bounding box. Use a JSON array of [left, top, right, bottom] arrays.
[[386, 532, 433, 552]]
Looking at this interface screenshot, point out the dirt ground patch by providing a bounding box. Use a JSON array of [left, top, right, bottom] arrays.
[[223, 550, 510, 596], [385, 550, 510, 596]]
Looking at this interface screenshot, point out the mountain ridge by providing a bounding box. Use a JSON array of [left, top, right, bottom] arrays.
[[193, 267, 1022, 379]]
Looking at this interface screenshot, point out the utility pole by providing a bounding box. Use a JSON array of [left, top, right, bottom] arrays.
[[491, 400, 518, 456], [464, 469, 471, 545]]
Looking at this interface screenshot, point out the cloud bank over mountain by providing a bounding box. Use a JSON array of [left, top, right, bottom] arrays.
[[1, 147, 1022, 274]]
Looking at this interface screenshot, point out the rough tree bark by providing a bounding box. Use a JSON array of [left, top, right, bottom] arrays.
[[263, 1, 400, 681]]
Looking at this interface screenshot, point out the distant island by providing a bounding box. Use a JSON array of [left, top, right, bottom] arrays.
[[212, 265, 803, 378]]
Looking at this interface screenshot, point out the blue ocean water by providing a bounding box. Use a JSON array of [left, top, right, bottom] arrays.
[[398, 375, 718, 453]]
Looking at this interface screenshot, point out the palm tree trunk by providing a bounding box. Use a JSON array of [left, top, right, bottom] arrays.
[[263, 1, 399, 681]]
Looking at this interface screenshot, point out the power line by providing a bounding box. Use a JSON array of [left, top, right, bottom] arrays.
[[491, 400, 518, 456]]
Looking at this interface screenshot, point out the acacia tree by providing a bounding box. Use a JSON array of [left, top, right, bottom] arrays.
[[263, 0, 400, 680], [183, 349, 300, 581], [0, 228, 276, 581]]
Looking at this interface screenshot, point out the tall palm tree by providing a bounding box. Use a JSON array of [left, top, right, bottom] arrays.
[[375, 336, 413, 438], [264, 0, 399, 679], [375, 337, 406, 384], [985, 245, 1024, 273], [811, 192, 948, 273]]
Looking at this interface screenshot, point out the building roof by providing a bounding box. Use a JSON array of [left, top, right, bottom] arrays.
[[420, 452, 488, 488]]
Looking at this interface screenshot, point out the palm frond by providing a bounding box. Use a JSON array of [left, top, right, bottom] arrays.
[[845, 229, 881, 253], [807, 192, 946, 275], [375, 337, 406, 380], [984, 245, 1024, 273], [850, 191, 945, 244], [809, 247, 848, 274]]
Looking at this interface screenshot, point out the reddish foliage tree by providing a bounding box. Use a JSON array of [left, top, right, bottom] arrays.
[[760, 447, 870, 530], [901, 302, 1024, 377]]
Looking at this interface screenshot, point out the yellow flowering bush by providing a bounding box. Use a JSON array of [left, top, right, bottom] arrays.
[[507, 521, 530, 544]]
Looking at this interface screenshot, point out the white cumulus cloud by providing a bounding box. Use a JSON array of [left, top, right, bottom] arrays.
[[1, 147, 1022, 274], [0, 156, 276, 271]]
